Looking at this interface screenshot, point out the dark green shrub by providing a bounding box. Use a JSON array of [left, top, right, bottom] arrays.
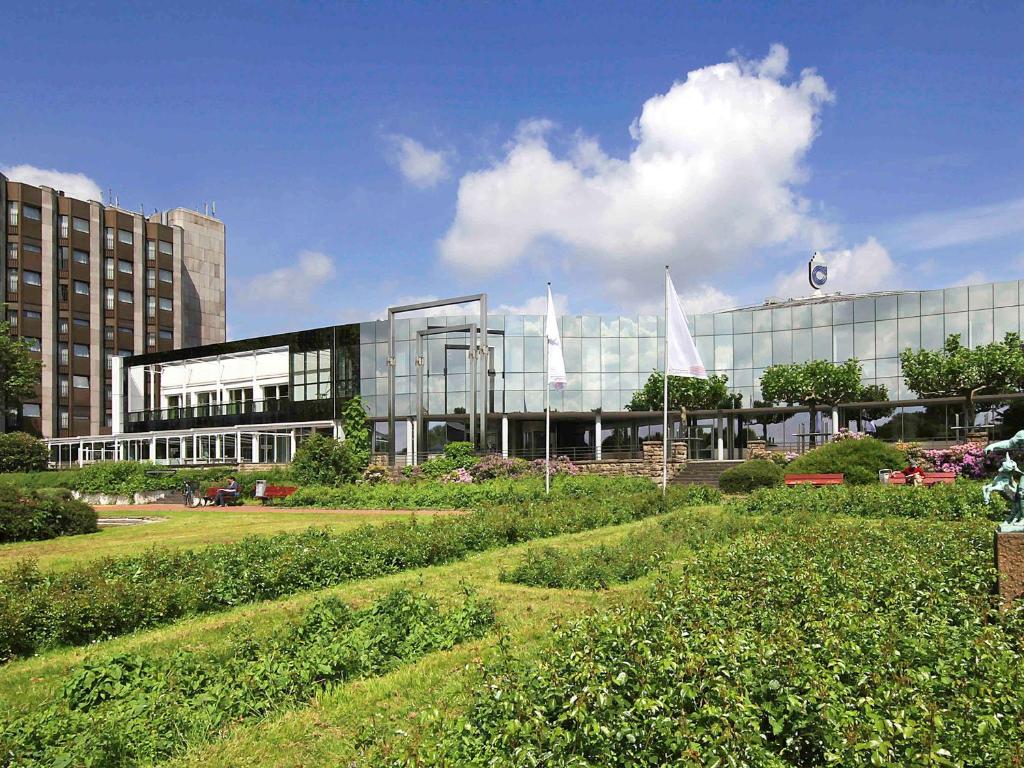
[[0, 432, 48, 473], [443, 441, 476, 463], [341, 395, 371, 475], [785, 436, 907, 485], [291, 434, 352, 485], [718, 459, 784, 493], [0, 483, 97, 542]]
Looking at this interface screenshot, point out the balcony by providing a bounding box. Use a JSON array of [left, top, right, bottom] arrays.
[[125, 397, 335, 433]]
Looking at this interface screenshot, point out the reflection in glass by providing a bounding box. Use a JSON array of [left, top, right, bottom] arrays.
[[969, 283, 993, 310], [854, 322, 875, 359], [771, 330, 792, 364], [944, 286, 968, 313], [733, 333, 753, 369], [969, 309, 993, 346], [832, 301, 853, 324], [898, 317, 920, 351], [792, 329, 812, 362], [753, 332, 772, 367], [875, 319, 897, 358], [791, 305, 811, 329], [811, 302, 832, 327], [833, 324, 853, 360], [601, 337, 619, 372]]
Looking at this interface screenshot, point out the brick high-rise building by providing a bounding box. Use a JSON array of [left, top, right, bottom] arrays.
[[1, 173, 225, 437]]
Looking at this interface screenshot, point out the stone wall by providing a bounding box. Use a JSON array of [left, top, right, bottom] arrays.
[[996, 531, 1024, 607], [575, 440, 687, 481]]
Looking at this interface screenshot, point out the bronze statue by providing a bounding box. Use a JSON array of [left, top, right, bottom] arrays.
[[983, 429, 1024, 525]]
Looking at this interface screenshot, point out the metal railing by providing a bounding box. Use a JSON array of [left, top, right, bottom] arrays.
[[128, 398, 292, 423]]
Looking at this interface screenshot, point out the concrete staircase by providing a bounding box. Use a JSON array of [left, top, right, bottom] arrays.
[[671, 460, 744, 488]]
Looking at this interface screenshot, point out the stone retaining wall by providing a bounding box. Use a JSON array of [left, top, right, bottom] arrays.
[[576, 440, 687, 481]]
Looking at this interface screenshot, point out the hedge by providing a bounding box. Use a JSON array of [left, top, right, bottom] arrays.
[[0, 483, 715, 660], [785, 436, 908, 485], [718, 459, 784, 493], [0, 484, 97, 543], [0, 588, 496, 767], [384, 515, 1022, 766], [728, 481, 1003, 520]]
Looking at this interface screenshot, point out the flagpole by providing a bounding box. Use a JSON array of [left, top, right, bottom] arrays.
[[545, 283, 551, 495], [662, 266, 669, 496]]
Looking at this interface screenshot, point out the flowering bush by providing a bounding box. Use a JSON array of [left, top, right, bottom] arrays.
[[440, 467, 474, 484], [895, 441, 928, 466], [469, 454, 531, 481], [747, 446, 797, 467], [531, 456, 581, 476], [922, 441, 991, 478], [361, 464, 391, 485], [833, 428, 866, 441]]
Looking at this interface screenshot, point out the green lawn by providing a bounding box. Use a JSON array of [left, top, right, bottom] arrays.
[[0, 507, 448, 571]]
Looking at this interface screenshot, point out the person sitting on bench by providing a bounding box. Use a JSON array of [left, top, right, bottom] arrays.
[[213, 477, 239, 506], [903, 461, 926, 487]]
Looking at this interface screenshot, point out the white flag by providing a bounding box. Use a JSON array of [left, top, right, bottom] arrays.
[[545, 285, 566, 390], [666, 273, 707, 379]]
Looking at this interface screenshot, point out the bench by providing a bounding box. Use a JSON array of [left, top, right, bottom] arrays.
[[784, 473, 845, 487], [888, 471, 957, 486], [255, 485, 298, 505], [202, 487, 242, 506]]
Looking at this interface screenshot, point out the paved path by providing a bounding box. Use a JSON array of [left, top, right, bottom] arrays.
[[100, 503, 463, 516]]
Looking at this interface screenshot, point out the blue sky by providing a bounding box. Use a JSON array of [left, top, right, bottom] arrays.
[[3, 2, 1022, 338]]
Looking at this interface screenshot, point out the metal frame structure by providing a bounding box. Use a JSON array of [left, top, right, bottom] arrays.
[[387, 294, 488, 464]]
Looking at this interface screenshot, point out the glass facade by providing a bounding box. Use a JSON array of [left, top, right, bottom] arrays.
[[359, 280, 1024, 417]]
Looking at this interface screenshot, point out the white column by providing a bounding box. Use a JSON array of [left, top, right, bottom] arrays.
[[716, 416, 725, 461], [595, 412, 602, 461], [406, 417, 415, 466], [178, 436, 185, 465], [831, 407, 840, 436], [251, 432, 259, 463], [290, 429, 297, 461], [501, 414, 509, 458], [111, 357, 125, 435], [235, 431, 242, 462], [150, 436, 157, 462], [78, 440, 84, 467], [192, 434, 198, 464]]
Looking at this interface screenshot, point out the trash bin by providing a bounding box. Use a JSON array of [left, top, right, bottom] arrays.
[[255, 480, 268, 498], [878, 469, 892, 485]]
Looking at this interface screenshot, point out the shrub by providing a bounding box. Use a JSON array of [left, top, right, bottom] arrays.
[[785, 435, 907, 484], [362, 463, 391, 485], [468, 454, 530, 481], [0, 588, 496, 766], [718, 460, 784, 493], [0, 432, 48, 473], [0, 483, 97, 542], [923, 441, 992, 478], [291, 434, 353, 485], [443, 441, 476, 464], [747, 445, 797, 466], [340, 396, 371, 475], [729, 481, 1002, 520], [530, 455, 580, 476]]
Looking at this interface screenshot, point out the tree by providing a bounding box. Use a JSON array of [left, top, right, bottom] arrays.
[[340, 395, 371, 474], [759, 359, 870, 445], [900, 332, 1024, 425], [0, 432, 48, 472], [0, 313, 42, 433], [627, 371, 739, 412]]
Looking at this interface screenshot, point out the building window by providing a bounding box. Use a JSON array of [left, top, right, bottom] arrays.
[[72, 217, 89, 233], [291, 349, 332, 402], [159, 328, 173, 341], [146, 240, 156, 261], [58, 284, 69, 302], [59, 215, 69, 238], [74, 407, 89, 421], [158, 268, 173, 284], [7, 202, 18, 227], [147, 296, 156, 318], [118, 325, 132, 335], [24, 337, 41, 353], [147, 332, 156, 348], [105, 349, 113, 370], [73, 280, 89, 296], [118, 228, 133, 245], [59, 376, 69, 398], [22, 205, 41, 222], [105, 257, 114, 281], [59, 407, 69, 429], [6, 243, 16, 261], [105, 227, 114, 249], [73, 317, 89, 328], [23, 270, 42, 286], [57, 247, 68, 270], [73, 249, 89, 265], [58, 343, 69, 365], [22, 243, 41, 256], [7, 269, 18, 293], [6, 309, 17, 328], [146, 268, 155, 289], [159, 240, 173, 255], [22, 403, 41, 419], [105, 327, 114, 342], [159, 297, 172, 312], [58, 318, 69, 336], [118, 259, 133, 275], [118, 289, 133, 304], [23, 309, 41, 320], [73, 343, 90, 358], [73, 375, 90, 389], [105, 288, 114, 310]]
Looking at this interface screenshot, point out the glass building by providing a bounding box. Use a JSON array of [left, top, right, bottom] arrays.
[[40, 278, 1024, 466]]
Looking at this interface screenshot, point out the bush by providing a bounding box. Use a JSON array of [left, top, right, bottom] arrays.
[[0, 588, 496, 766], [443, 441, 476, 464], [468, 454, 531, 481], [729, 481, 1002, 520], [0, 478, 684, 660], [0, 432, 48, 473], [718, 460, 784, 493], [0, 483, 97, 542], [291, 434, 354, 485], [785, 436, 908, 485]]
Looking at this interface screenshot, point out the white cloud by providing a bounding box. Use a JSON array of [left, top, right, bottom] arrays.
[[368, 295, 482, 321], [439, 44, 834, 300], [496, 292, 571, 316], [897, 196, 1024, 251], [240, 251, 337, 304], [773, 237, 897, 298], [954, 270, 989, 287], [2, 164, 103, 202], [387, 135, 450, 188]]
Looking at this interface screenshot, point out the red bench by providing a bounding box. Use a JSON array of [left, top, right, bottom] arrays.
[[784, 473, 845, 487], [256, 485, 297, 505], [888, 471, 956, 486], [202, 487, 242, 506]]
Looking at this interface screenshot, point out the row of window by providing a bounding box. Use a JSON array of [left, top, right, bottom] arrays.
[[7, 204, 173, 254], [7, 269, 173, 296]]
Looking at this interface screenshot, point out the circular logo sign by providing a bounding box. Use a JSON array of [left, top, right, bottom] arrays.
[[809, 263, 828, 289]]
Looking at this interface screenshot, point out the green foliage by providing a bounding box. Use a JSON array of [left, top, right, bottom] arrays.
[[0, 314, 42, 422], [730, 481, 1002, 520], [760, 358, 868, 408], [718, 459, 784, 493], [0, 479, 685, 660], [0, 432, 48, 473], [386, 516, 1022, 766], [291, 434, 352, 485], [785, 435, 908, 484], [341, 395, 371, 474], [0, 483, 97, 543], [664, 483, 723, 507], [443, 441, 476, 463], [0, 588, 496, 766], [627, 370, 738, 411], [901, 332, 1024, 401]]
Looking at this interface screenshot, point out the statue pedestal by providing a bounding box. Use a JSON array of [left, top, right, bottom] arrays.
[[995, 530, 1024, 606]]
